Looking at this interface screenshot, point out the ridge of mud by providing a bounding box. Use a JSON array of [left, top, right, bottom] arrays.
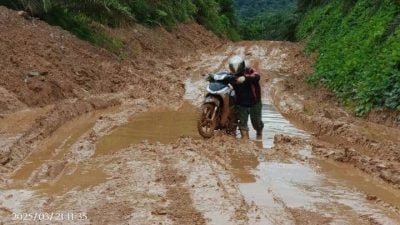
[[0, 96, 120, 168], [268, 73, 400, 188]]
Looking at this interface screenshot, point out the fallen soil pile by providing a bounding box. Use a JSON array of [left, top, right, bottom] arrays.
[[0, 6, 223, 112]]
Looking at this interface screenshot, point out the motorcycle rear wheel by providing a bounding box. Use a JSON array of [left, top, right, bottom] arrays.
[[197, 103, 217, 138]]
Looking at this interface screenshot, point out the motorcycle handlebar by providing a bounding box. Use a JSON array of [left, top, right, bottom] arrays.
[[206, 74, 236, 84]]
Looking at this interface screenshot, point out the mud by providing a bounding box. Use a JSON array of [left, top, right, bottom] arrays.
[[95, 102, 199, 155], [0, 6, 221, 109], [1, 6, 400, 224], [268, 74, 400, 188]]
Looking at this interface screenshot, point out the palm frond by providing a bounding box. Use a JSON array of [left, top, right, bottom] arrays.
[[59, 0, 133, 24], [9, 0, 132, 25]]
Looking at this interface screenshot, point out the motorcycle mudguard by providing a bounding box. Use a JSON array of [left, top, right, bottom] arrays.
[[220, 95, 230, 126], [204, 96, 221, 107]]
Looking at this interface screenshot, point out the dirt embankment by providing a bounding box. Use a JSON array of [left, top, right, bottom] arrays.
[[0, 6, 223, 111]]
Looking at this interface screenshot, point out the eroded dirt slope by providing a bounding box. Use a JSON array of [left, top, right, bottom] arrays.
[[0, 6, 223, 111]]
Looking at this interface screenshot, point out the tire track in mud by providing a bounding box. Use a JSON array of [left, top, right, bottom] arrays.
[[173, 142, 252, 225], [159, 161, 206, 225]]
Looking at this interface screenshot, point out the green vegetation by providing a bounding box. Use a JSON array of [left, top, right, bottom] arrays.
[[239, 9, 299, 41], [43, 8, 126, 56], [236, 0, 399, 114], [0, 0, 240, 53], [297, 0, 400, 115], [235, 0, 297, 40], [235, 0, 295, 20], [296, 0, 329, 12]]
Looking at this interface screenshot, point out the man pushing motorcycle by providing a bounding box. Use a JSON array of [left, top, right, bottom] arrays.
[[229, 55, 264, 139]]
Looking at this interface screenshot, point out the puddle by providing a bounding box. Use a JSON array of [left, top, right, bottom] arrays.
[[11, 111, 104, 182], [0, 106, 52, 135], [317, 159, 400, 209], [249, 102, 309, 148], [229, 151, 259, 183], [356, 121, 400, 143], [228, 101, 400, 224], [254, 161, 400, 224], [96, 102, 199, 155], [0, 107, 53, 159], [234, 157, 400, 224], [7, 106, 121, 197], [35, 164, 108, 195]]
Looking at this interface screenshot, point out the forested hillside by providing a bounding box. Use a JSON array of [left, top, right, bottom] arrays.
[[235, 0, 295, 19], [297, 0, 400, 115], [239, 9, 299, 40], [0, 0, 239, 51], [236, 0, 297, 40]]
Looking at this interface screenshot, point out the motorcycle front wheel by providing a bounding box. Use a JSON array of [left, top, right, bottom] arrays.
[[197, 103, 217, 138]]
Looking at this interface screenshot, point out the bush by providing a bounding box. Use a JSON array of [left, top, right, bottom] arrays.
[[297, 0, 400, 115], [44, 8, 125, 56], [0, 0, 240, 51], [194, 0, 240, 40]]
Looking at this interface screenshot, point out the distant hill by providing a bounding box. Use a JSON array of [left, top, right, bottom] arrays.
[[235, 0, 296, 19]]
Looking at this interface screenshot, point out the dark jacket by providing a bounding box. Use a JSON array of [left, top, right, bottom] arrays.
[[232, 67, 261, 107]]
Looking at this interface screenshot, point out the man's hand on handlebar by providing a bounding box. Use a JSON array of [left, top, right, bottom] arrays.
[[236, 76, 245, 84]]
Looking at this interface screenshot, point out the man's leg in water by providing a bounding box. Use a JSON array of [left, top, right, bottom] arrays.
[[250, 101, 264, 138], [236, 105, 250, 139]]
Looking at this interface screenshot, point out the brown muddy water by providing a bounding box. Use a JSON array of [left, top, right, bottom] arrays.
[[7, 103, 199, 194], [11, 112, 99, 182], [96, 102, 200, 155], [8, 109, 115, 194]]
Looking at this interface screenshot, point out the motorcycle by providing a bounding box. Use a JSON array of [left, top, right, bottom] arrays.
[[197, 71, 237, 138]]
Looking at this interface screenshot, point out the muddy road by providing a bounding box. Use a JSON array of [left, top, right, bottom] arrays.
[[1, 42, 400, 225]]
